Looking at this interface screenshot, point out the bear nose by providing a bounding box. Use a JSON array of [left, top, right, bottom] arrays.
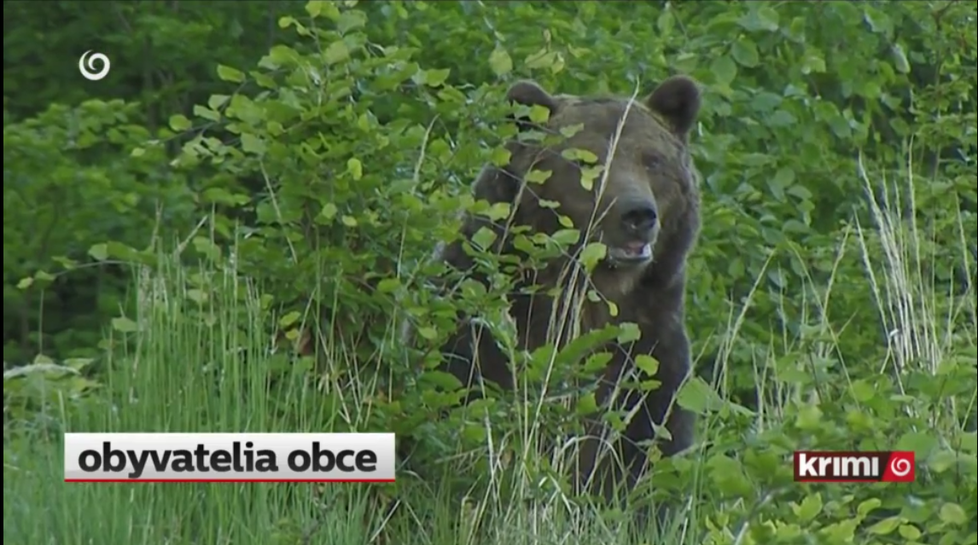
[[620, 201, 658, 237]]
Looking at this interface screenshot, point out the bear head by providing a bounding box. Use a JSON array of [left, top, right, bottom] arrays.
[[476, 75, 702, 300]]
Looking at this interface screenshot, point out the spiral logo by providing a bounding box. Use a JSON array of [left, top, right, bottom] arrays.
[[889, 455, 912, 477], [78, 50, 111, 81]]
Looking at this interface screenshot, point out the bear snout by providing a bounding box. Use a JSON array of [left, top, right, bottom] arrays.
[[619, 198, 659, 240], [600, 196, 659, 266]]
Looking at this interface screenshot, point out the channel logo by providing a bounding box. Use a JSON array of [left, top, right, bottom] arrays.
[[78, 50, 111, 81], [793, 450, 915, 483]]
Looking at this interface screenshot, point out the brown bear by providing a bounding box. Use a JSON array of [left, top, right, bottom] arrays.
[[418, 75, 701, 512]]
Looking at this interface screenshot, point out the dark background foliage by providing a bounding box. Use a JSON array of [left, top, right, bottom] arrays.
[[3, 2, 976, 543]]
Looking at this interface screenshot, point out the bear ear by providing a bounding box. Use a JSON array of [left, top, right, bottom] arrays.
[[646, 75, 701, 140], [505, 80, 558, 131]]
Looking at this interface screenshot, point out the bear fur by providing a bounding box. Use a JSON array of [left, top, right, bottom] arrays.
[[417, 75, 702, 505]]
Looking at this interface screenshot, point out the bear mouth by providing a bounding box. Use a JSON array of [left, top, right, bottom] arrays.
[[606, 241, 652, 266]]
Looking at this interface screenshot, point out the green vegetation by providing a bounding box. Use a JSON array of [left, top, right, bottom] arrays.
[[4, 1, 976, 544]]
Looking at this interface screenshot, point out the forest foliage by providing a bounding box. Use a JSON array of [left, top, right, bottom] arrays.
[[3, 1, 977, 543]]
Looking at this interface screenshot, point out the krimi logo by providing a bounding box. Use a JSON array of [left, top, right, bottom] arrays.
[[793, 450, 915, 482]]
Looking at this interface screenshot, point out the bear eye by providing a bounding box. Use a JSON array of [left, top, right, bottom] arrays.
[[643, 154, 663, 172]]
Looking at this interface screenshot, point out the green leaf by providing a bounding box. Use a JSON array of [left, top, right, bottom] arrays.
[[422, 68, 450, 87], [738, 6, 779, 32], [850, 378, 876, 402], [656, 9, 675, 36], [891, 44, 910, 74], [551, 229, 580, 247], [794, 403, 824, 429], [377, 278, 400, 294], [240, 133, 266, 155], [676, 381, 710, 414], [33, 354, 55, 365], [960, 431, 977, 453], [324, 40, 350, 65], [616, 323, 640, 344], [562, 148, 599, 164], [319, 203, 338, 222], [792, 492, 823, 523], [216, 64, 245, 83], [634, 355, 659, 376], [576, 392, 598, 415], [16, 277, 33, 289], [710, 56, 737, 86], [706, 454, 752, 497], [771, 167, 795, 191], [927, 449, 958, 472], [857, 498, 882, 518], [524, 49, 560, 71], [347, 158, 363, 180], [583, 351, 613, 373], [578, 166, 602, 192], [169, 114, 192, 132], [525, 169, 553, 184], [489, 47, 513, 77], [193, 105, 220, 122], [419, 370, 462, 392], [305, 0, 339, 19], [579, 242, 606, 270], [208, 94, 230, 110], [894, 431, 939, 457], [866, 516, 902, 535], [676, 377, 722, 415], [111, 317, 138, 333], [731, 39, 759, 67], [490, 147, 511, 167], [186, 289, 207, 305], [471, 227, 497, 251], [88, 243, 109, 261], [305, 0, 335, 18], [305, 1, 323, 16], [897, 525, 922, 540], [559, 123, 584, 138], [485, 202, 511, 221], [801, 50, 827, 74], [939, 503, 968, 525], [52, 256, 79, 270], [279, 311, 302, 328], [528, 104, 550, 124], [336, 10, 366, 33]]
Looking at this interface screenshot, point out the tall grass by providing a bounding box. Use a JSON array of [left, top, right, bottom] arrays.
[[3, 156, 974, 544], [3, 258, 380, 544]]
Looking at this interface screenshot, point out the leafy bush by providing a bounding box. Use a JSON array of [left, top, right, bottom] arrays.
[[4, 1, 976, 544]]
